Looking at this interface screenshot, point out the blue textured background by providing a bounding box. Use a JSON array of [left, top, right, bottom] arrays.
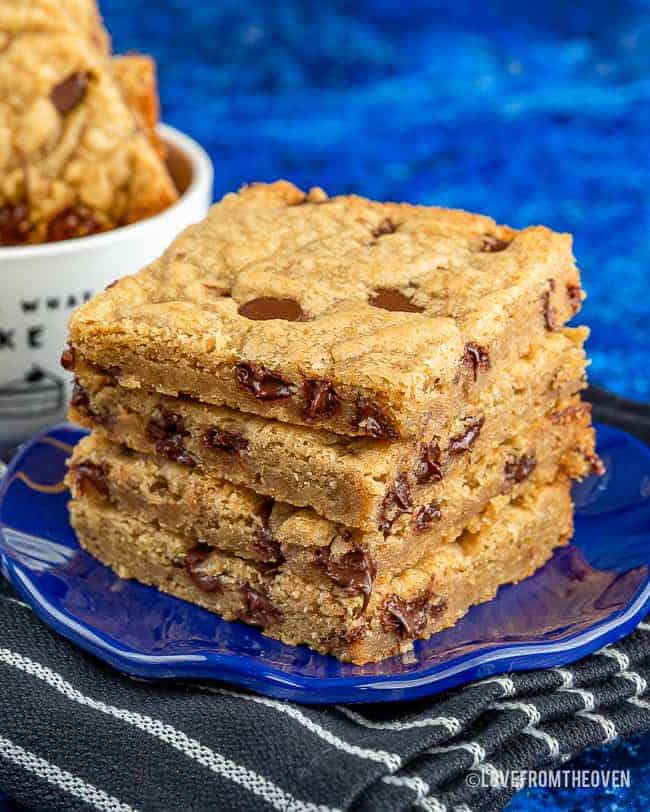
[[103, 0, 650, 403], [61, 2, 650, 810]]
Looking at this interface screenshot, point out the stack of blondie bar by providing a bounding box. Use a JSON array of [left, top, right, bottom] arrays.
[[64, 181, 601, 663]]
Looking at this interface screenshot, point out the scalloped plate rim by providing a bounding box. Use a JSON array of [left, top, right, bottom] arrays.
[[0, 422, 649, 705]]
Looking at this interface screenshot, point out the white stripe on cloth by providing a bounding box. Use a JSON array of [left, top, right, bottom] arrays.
[[577, 711, 618, 743], [415, 795, 448, 812], [198, 686, 401, 771], [556, 684, 618, 742], [0, 648, 338, 812], [428, 741, 486, 769], [473, 676, 515, 696], [552, 667, 575, 688], [381, 774, 430, 799], [598, 646, 648, 694], [335, 705, 461, 736], [490, 701, 561, 758], [628, 696, 650, 711], [0, 734, 137, 812]]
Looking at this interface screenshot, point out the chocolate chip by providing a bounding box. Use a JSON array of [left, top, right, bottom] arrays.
[[60, 346, 76, 371], [542, 280, 557, 331], [448, 416, 484, 456], [353, 396, 399, 439], [462, 342, 490, 381], [105, 279, 119, 290], [185, 544, 224, 593], [46, 207, 101, 242], [316, 544, 376, 613], [480, 234, 510, 252], [0, 204, 30, 245], [379, 474, 412, 534], [50, 71, 90, 114], [382, 591, 445, 639], [414, 442, 443, 484], [203, 426, 249, 455], [302, 378, 340, 422], [146, 408, 197, 467], [586, 454, 606, 476], [239, 583, 283, 627], [70, 461, 109, 499], [234, 363, 295, 401], [413, 502, 442, 532], [504, 453, 537, 483], [238, 297, 304, 321], [70, 378, 97, 419], [567, 284, 582, 313], [369, 289, 424, 313], [253, 526, 283, 563], [371, 217, 397, 238]]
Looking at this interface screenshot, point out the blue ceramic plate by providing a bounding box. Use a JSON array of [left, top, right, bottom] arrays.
[[1, 423, 649, 704]]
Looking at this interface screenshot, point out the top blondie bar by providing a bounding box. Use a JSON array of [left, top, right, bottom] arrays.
[[0, 0, 177, 244], [68, 181, 584, 440]]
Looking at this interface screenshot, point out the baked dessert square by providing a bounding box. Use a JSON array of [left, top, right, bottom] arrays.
[[0, 0, 177, 245], [64, 181, 602, 664], [69, 328, 593, 530], [67, 180, 583, 439], [68, 476, 574, 664]]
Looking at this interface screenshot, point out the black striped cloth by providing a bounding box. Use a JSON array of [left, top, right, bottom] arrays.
[[0, 387, 648, 812]]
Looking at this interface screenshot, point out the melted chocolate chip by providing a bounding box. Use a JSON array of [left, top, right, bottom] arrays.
[[413, 502, 442, 532], [371, 217, 397, 238], [46, 207, 102, 242], [586, 454, 606, 476], [0, 204, 30, 245], [253, 526, 283, 563], [203, 426, 249, 455], [448, 416, 484, 456], [382, 591, 445, 639], [302, 378, 340, 421], [185, 544, 224, 593], [504, 453, 537, 483], [414, 442, 443, 484], [70, 461, 109, 499], [462, 342, 490, 381], [567, 284, 582, 313], [146, 408, 196, 466], [50, 72, 90, 114], [234, 363, 295, 401], [542, 282, 556, 331], [238, 297, 304, 321], [70, 378, 97, 420], [369, 289, 424, 313], [353, 396, 399, 439], [60, 346, 76, 371], [316, 544, 376, 613], [480, 234, 510, 252], [379, 474, 412, 535], [239, 583, 283, 627]]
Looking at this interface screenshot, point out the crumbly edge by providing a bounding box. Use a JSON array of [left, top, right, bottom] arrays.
[[67, 396, 594, 585], [68, 327, 590, 530], [67, 187, 583, 440], [69, 476, 573, 663]]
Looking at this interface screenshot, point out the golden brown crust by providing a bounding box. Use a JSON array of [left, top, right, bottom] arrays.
[[68, 180, 583, 437], [111, 54, 165, 158], [69, 478, 574, 664]]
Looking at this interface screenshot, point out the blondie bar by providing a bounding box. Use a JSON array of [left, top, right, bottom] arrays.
[[69, 478, 573, 664], [67, 181, 583, 439], [0, 0, 177, 245], [67, 399, 592, 586], [68, 328, 590, 529]]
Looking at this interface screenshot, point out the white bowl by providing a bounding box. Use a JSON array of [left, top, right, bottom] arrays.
[[0, 124, 213, 453]]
